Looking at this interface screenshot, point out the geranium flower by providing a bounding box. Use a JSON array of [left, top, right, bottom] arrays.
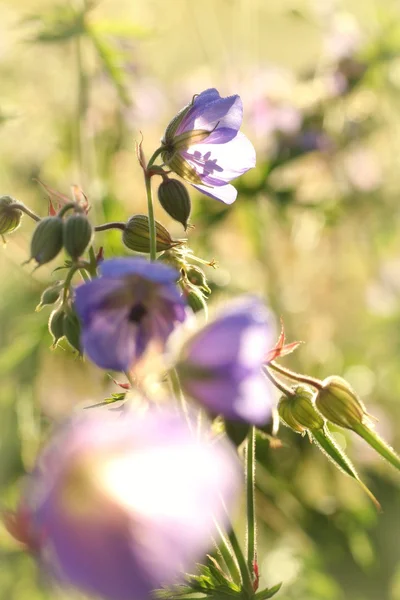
[[74, 257, 186, 372], [175, 296, 275, 424], [15, 407, 241, 600], [161, 89, 256, 204]]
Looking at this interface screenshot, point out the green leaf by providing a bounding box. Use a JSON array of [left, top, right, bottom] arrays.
[[254, 582, 282, 599]]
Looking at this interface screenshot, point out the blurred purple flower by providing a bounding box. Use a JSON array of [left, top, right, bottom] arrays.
[[161, 88, 256, 204], [19, 407, 241, 600], [176, 297, 276, 425], [74, 258, 186, 372]]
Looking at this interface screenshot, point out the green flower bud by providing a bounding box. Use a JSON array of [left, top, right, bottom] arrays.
[[278, 386, 324, 434], [0, 196, 22, 236], [48, 305, 65, 347], [122, 214, 183, 254], [36, 282, 63, 311], [63, 213, 93, 260], [63, 310, 82, 354], [162, 99, 194, 145], [182, 283, 208, 315], [314, 375, 367, 431], [185, 265, 211, 293], [157, 179, 191, 230], [30, 217, 63, 266]]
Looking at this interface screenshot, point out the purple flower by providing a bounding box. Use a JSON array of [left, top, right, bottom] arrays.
[[176, 297, 275, 425], [20, 407, 241, 600], [74, 257, 186, 372], [161, 89, 256, 204]]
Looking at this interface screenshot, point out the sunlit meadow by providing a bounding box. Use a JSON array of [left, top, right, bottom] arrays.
[[2, 1, 400, 599]]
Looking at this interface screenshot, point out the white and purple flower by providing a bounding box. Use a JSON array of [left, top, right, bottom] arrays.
[[161, 89, 256, 204], [176, 297, 276, 425], [74, 257, 186, 372], [17, 407, 241, 600]]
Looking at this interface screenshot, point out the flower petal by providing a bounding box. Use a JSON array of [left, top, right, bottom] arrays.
[[184, 370, 273, 425], [100, 258, 178, 284], [181, 131, 256, 187], [74, 278, 124, 323], [182, 297, 273, 368], [191, 182, 237, 204], [177, 92, 243, 137], [82, 307, 140, 372]]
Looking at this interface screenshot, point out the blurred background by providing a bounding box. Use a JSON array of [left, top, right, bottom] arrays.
[[1, 0, 400, 598]]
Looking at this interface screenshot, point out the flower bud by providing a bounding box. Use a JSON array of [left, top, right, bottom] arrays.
[[278, 386, 324, 433], [181, 282, 208, 315], [185, 265, 211, 293], [63, 310, 82, 354], [314, 375, 367, 431], [157, 179, 191, 230], [122, 214, 183, 254], [48, 305, 65, 347], [0, 196, 22, 236], [63, 213, 93, 260], [30, 217, 63, 266], [36, 282, 63, 311]]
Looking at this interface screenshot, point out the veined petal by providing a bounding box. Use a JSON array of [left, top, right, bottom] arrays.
[[181, 131, 256, 186], [177, 93, 243, 136]]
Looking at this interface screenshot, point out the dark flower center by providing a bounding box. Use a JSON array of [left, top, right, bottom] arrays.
[[128, 303, 147, 324]]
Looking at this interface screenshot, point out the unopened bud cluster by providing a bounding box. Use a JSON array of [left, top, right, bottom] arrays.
[[29, 208, 93, 266]]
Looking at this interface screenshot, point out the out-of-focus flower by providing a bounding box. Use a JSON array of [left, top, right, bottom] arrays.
[[161, 88, 256, 204], [74, 258, 186, 372], [15, 407, 241, 600], [175, 297, 275, 424]]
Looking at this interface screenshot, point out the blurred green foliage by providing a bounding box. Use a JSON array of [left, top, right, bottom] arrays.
[[2, 0, 400, 599]]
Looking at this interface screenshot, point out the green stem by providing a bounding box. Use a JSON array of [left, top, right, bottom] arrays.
[[354, 422, 400, 471], [228, 527, 253, 596], [213, 524, 241, 585], [9, 203, 41, 223], [246, 426, 256, 575], [312, 427, 381, 511], [87, 246, 98, 277], [58, 202, 82, 218], [143, 147, 165, 262], [263, 366, 295, 397], [94, 222, 126, 232], [168, 368, 191, 425], [144, 173, 157, 261], [269, 361, 323, 390]]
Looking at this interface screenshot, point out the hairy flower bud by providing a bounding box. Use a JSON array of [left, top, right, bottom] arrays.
[[122, 215, 183, 254], [278, 386, 324, 433], [63, 213, 93, 260], [36, 282, 63, 311], [314, 376, 367, 431], [185, 265, 211, 293], [0, 195, 22, 236], [30, 217, 63, 266], [63, 310, 82, 354], [182, 283, 208, 315], [48, 305, 65, 347], [158, 179, 191, 230]]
